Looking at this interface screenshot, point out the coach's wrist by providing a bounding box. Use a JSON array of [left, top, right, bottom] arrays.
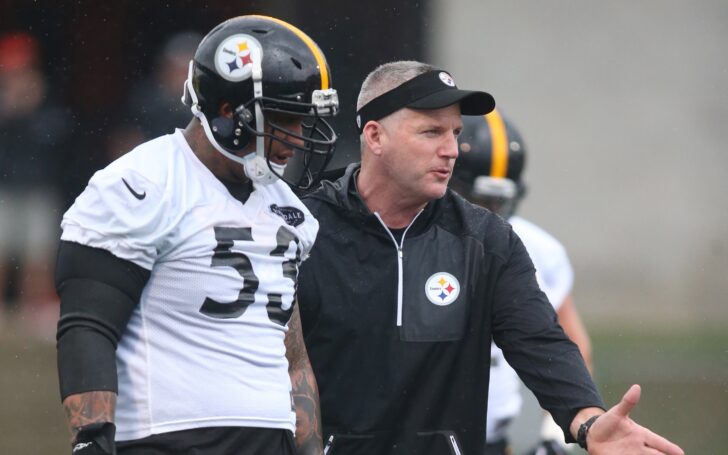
[[569, 407, 603, 442], [577, 415, 600, 450]]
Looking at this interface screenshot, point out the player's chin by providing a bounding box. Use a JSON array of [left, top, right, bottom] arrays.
[[270, 157, 290, 166]]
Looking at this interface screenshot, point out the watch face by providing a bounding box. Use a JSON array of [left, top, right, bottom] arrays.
[[577, 415, 600, 449]]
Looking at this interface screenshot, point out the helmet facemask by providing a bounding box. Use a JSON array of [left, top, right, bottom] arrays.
[[469, 176, 519, 218], [235, 91, 338, 190]]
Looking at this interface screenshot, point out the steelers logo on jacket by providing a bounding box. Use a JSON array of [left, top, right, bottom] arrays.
[[425, 272, 460, 306]]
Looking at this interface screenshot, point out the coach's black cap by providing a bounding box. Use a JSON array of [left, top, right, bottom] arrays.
[[355, 69, 495, 133]]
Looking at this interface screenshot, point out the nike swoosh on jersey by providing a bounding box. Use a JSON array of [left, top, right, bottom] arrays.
[[122, 178, 146, 200]]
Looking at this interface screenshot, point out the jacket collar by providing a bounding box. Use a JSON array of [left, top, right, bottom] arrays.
[[310, 162, 446, 237]]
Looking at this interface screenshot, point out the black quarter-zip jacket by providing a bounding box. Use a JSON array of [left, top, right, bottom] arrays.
[[298, 164, 603, 455]]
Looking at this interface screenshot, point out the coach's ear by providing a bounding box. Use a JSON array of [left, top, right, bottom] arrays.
[[362, 120, 387, 156]]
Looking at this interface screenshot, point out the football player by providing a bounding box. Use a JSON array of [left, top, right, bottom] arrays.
[[55, 15, 338, 455], [449, 108, 593, 455]]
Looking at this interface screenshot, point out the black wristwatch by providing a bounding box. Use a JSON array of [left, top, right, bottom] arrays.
[[576, 415, 600, 450]]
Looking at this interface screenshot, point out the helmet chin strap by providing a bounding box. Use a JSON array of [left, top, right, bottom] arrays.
[[244, 46, 285, 185], [183, 59, 286, 185]]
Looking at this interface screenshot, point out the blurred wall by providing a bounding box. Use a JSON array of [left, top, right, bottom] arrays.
[[0, 0, 431, 206], [2, 0, 724, 328], [428, 0, 728, 327]]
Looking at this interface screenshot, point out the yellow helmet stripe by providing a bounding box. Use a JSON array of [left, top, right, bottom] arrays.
[[485, 109, 508, 178], [251, 15, 329, 89]]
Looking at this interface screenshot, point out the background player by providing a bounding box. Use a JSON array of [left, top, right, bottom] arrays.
[[450, 108, 593, 455], [54, 15, 338, 455]]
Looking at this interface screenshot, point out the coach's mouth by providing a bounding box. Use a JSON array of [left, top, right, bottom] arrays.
[[431, 167, 451, 179]]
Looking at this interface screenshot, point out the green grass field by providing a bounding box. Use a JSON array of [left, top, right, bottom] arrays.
[[0, 320, 725, 453], [589, 325, 728, 454]]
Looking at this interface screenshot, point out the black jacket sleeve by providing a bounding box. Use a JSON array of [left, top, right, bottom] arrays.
[[55, 241, 150, 400], [491, 230, 604, 442]]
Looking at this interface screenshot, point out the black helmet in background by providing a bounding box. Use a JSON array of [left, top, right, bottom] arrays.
[[450, 109, 527, 217]]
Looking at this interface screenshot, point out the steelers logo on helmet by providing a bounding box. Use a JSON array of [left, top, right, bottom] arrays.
[[214, 34, 262, 82], [425, 272, 460, 306], [439, 71, 456, 87]]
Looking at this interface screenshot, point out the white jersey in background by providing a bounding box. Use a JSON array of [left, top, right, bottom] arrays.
[[61, 130, 318, 441], [486, 215, 574, 441]]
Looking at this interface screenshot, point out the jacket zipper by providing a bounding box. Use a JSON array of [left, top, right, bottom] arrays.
[[323, 434, 334, 454], [449, 434, 462, 455], [374, 210, 423, 327]]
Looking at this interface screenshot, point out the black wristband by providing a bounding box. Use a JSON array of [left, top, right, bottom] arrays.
[[576, 415, 600, 450], [72, 422, 116, 454]]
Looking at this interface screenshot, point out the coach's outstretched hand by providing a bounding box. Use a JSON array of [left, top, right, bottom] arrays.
[[587, 384, 684, 454]]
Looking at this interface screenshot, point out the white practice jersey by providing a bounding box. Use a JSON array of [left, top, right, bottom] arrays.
[[61, 130, 317, 441], [486, 216, 574, 441]]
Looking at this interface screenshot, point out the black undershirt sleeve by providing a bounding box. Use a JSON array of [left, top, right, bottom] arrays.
[[55, 241, 150, 400]]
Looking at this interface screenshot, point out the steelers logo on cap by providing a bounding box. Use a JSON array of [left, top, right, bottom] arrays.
[[425, 272, 460, 306], [438, 71, 456, 87], [215, 34, 262, 82]]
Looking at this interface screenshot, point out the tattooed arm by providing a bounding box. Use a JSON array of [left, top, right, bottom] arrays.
[[63, 391, 116, 443], [286, 302, 323, 455], [55, 242, 148, 448]]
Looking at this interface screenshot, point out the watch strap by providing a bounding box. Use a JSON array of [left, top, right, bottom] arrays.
[[577, 415, 600, 450]]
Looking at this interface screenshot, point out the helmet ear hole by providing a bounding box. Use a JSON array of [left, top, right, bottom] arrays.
[[218, 102, 234, 117]]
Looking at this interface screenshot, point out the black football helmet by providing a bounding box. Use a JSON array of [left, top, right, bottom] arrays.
[[450, 108, 527, 217], [182, 15, 339, 189]]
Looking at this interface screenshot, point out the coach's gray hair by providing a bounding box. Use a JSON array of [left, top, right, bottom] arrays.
[[356, 60, 437, 111]]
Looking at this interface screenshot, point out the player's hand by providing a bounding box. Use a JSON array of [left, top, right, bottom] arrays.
[[71, 422, 116, 454], [525, 439, 571, 455], [586, 384, 684, 454]]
